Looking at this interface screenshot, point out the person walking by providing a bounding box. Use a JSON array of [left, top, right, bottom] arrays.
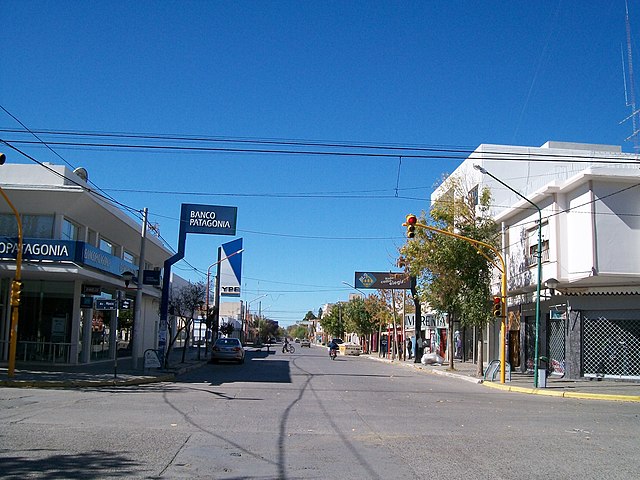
[[407, 337, 413, 360], [416, 335, 424, 361]]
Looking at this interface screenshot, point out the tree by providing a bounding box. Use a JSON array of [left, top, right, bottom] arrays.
[[166, 281, 206, 365], [401, 174, 498, 376], [364, 293, 393, 353], [219, 322, 235, 337], [319, 303, 345, 340]]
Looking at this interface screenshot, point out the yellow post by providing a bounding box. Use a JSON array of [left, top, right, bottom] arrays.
[[403, 216, 507, 383], [0, 187, 23, 377]]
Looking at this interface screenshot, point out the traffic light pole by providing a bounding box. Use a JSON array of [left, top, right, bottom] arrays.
[[0, 186, 23, 378], [403, 215, 507, 383]]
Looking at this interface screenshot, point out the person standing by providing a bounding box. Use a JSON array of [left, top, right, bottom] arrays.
[[416, 335, 424, 360], [407, 337, 413, 360]]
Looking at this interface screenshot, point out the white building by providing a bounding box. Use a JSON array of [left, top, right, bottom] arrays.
[[0, 163, 174, 365], [434, 142, 640, 379]]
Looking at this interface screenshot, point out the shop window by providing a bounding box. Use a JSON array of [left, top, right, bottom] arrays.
[[123, 250, 136, 265], [0, 214, 54, 238], [99, 237, 115, 255], [61, 218, 79, 241]]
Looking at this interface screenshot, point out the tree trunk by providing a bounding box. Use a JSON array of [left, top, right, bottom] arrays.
[[181, 322, 191, 363]]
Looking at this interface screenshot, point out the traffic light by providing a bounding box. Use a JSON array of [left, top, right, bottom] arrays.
[[10, 280, 22, 307], [492, 296, 503, 317], [405, 214, 417, 238]]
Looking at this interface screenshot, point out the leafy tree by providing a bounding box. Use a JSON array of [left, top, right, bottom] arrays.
[[401, 174, 497, 375], [219, 322, 235, 337], [363, 293, 393, 353], [319, 302, 345, 339], [166, 281, 206, 365], [287, 324, 307, 339]]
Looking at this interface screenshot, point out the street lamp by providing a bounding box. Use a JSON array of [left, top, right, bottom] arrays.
[[205, 248, 244, 353], [474, 164, 543, 387], [246, 294, 267, 343], [341, 281, 365, 297]]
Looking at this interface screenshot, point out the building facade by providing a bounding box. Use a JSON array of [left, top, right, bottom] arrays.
[[434, 141, 640, 380], [0, 163, 174, 365]]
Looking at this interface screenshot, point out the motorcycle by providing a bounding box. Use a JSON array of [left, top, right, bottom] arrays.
[[329, 347, 338, 360]]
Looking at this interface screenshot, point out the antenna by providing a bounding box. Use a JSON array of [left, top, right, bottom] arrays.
[[621, 1, 640, 152]]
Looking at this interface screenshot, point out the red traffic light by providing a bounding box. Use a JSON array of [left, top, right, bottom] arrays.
[[492, 296, 503, 317], [406, 214, 417, 225]]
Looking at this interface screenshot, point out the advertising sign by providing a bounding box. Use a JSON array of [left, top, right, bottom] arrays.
[[220, 238, 243, 297], [354, 271, 411, 290], [143, 269, 161, 286], [181, 203, 237, 235]]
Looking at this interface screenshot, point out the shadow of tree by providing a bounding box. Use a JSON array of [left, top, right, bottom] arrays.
[[0, 449, 143, 479]]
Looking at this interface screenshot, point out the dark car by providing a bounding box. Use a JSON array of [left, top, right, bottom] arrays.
[[331, 338, 344, 345], [211, 337, 245, 364]]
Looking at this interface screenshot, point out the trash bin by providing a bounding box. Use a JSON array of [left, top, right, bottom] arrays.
[[537, 356, 549, 388]]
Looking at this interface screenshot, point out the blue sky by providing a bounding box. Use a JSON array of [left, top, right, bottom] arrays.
[[2, 1, 638, 325]]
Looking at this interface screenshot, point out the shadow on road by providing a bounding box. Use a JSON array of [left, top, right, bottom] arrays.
[[0, 449, 143, 479]]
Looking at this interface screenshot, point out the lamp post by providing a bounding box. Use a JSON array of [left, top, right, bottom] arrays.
[[474, 164, 543, 387], [246, 294, 267, 343]]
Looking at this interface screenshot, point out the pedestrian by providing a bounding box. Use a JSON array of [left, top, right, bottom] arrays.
[[416, 335, 424, 360], [407, 337, 413, 359]]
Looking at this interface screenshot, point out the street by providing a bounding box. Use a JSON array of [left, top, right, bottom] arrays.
[[1, 346, 639, 479]]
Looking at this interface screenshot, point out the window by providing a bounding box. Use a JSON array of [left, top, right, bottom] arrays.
[[526, 222, 550, 266], [61, 218, 79, 241], [99, 237, 114, 255], [0, 214, 54, 238], [468, 185, 479, 206], [123, 250, 136, 265]]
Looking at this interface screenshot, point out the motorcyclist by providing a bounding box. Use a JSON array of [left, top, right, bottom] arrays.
[[328, 339, 339, 357]]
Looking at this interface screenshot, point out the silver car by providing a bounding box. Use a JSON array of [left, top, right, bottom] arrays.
[[211, 338, 245, 364]]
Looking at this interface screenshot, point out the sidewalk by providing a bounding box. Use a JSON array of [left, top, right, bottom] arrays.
[[0, 348, 207, 389], [366, 352, 640, 403]]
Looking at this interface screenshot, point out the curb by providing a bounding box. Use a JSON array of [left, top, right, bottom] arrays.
[[481, 378, 640, 402], [364, 354, 640, 402]]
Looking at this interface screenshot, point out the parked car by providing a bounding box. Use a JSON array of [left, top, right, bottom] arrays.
[[210, 338, 245, 364], [300, 339, 311, 347], [331, 338, 344, 345], [294, 338, 300, 343]]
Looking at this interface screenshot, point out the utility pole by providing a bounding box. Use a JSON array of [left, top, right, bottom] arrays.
[[131, 207, 147, 370]]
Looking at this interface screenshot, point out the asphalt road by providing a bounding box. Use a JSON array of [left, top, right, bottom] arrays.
[[1, 346, 638, 479]]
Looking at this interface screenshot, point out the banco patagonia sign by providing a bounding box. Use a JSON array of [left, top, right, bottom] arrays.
[[354, 271, 411, 290], [181, 204, 237, 235], [0, 238, 76, 261]]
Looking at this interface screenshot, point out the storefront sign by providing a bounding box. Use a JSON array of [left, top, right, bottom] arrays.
[[82, 284, 101, 295], [355, 271, 411, 290], [143, 269, 161, 286], [404, 313, 447, 329], [80, 296, 94, 308], [0, 237, 76, 261], [80, 243, 138, 277]]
